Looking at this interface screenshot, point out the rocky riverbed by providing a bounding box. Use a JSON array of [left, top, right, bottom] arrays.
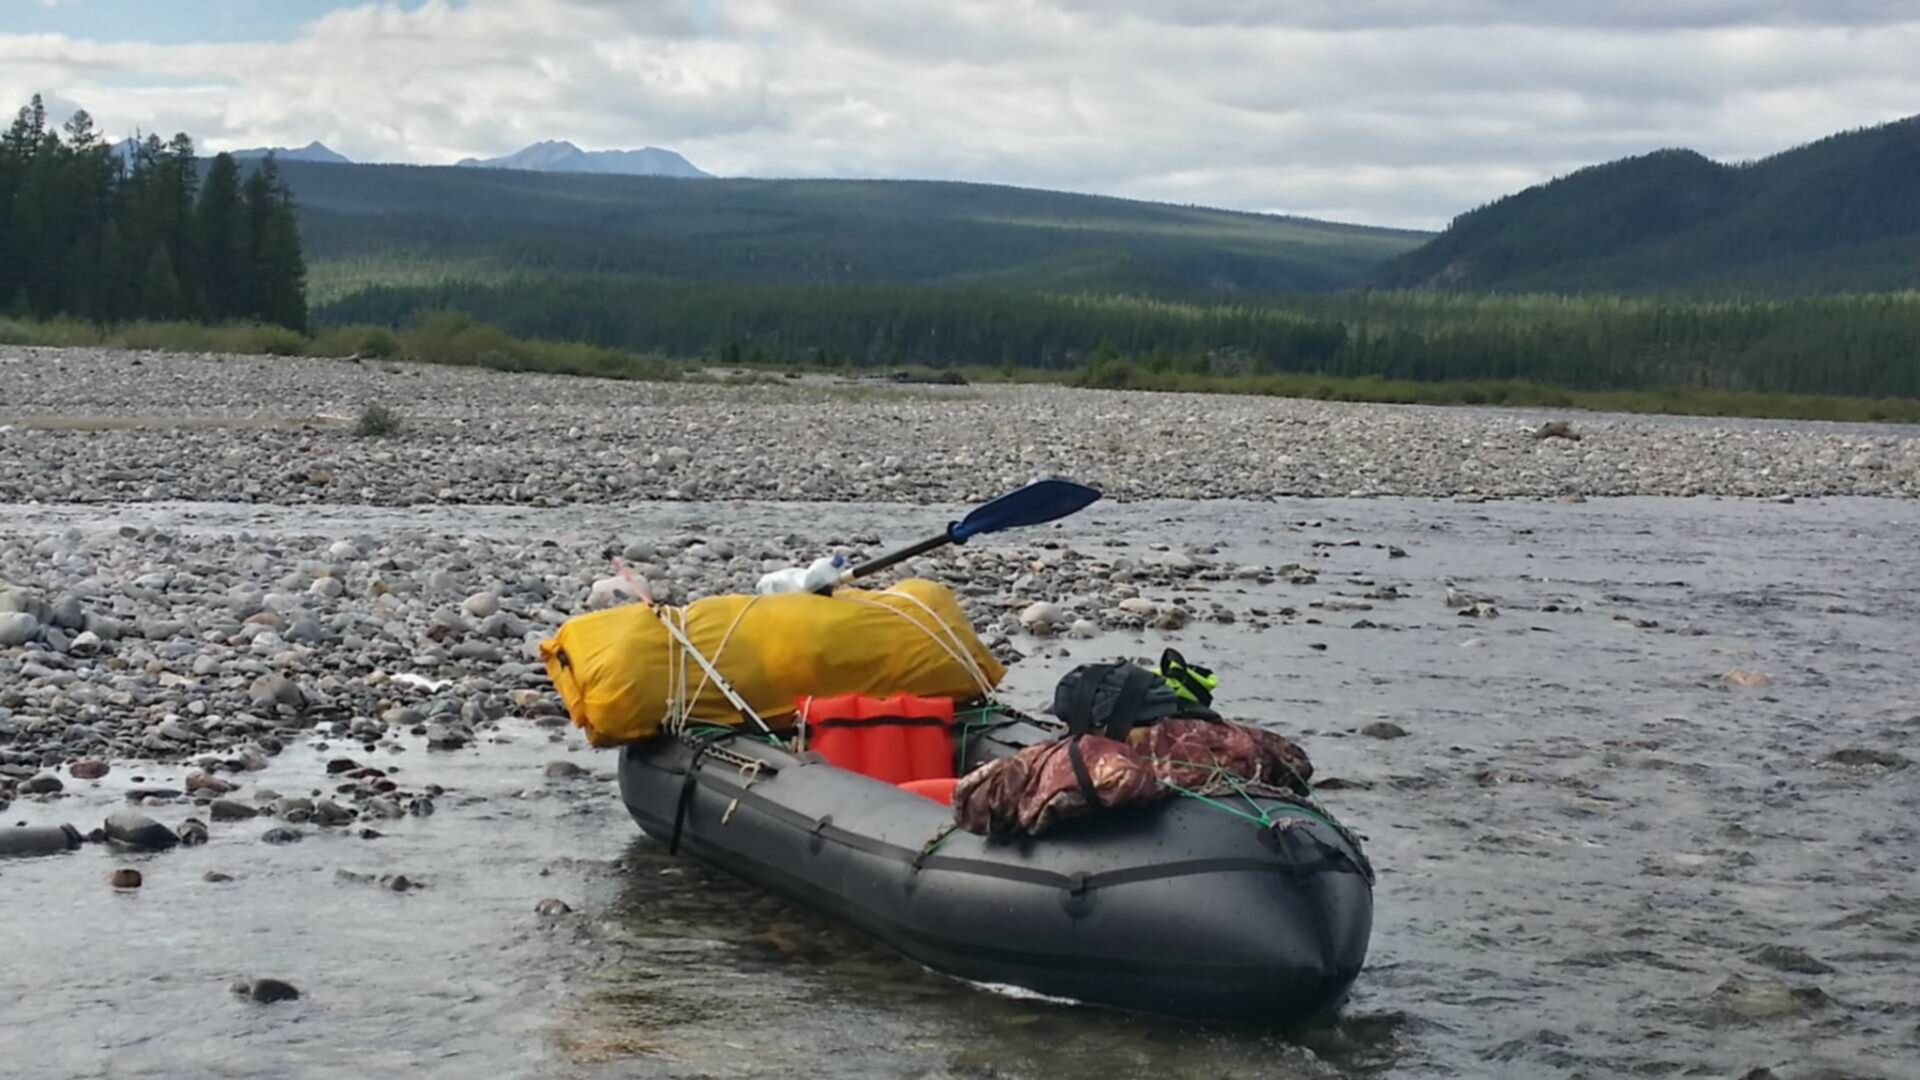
[[3, 345, 1917, 504], [3, 495, 1916, 1080]]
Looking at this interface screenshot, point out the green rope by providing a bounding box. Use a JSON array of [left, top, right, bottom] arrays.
[[1156, 778, 1275, 827]]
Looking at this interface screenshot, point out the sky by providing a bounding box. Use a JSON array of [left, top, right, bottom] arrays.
[[4, 0, 1917, 229]]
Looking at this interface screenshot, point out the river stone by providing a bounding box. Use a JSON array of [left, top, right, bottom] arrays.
[[0, 612, 40, 647], [535, 898, 573, 916], [1361, 721, 1410, 740], [450, 640, 502, 663], [544, 760, 587, 779], [312, 799, 354, 826], [177, 818, 210, 846], [1019, 601, 1065, 627], [185, 771, 234, 795], [104, 810, 180, 850], [109, 868, 143, 889], [1118, 597, 1158, 616], [210, 799, 258, 821], [1751, 944, 1836, 975], [49, 595, 86, 631], [70, 760, 110, 780], [259, 826, 303, 845], [20, 773, 64, 795], [461, 592, 501, 619], [249, 673, 304, 710], [309, 577, 346, 600], [234, 978, 301, 1003], [1826, 747, 1908, 771], [1707, 975, 1828, 1021]]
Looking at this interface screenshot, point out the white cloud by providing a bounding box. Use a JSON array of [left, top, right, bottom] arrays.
[[2, 0, 1917, 228]]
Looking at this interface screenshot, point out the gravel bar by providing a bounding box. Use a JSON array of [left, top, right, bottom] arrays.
[[3, 346, 1916, 503]]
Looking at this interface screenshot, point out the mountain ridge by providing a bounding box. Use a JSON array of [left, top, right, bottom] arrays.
[[1375, 114, 1920, 294], [454, 139, 710, 178]]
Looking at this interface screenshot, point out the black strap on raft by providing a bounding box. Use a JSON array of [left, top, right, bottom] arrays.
[[668, 741, 713, 856], [1158, 648, 1215, 708], [1064, 737, 1101, 807]]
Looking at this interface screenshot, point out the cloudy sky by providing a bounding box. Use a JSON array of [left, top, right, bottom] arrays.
[[5, 0, 1916, 229]]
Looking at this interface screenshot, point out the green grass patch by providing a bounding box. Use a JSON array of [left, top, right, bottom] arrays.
[[1054, 358, 1920, 422]]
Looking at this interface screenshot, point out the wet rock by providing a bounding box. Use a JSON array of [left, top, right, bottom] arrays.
[[1313, 777, 1374, 791], [1532, 420, 1581, 441], [233, 978, 301, 1003], [1148, 606, 1191, 630], [1721, 669, 1773, 689], [535, 898, 572, 916], [104, 810, 180, 850], [312, 799, 355, 826], [260, 826, 303, 845], [210, 799, 258, 821], [325, 757, 359, 774], [109, 868, 143, 889], [544, 760, 587, 779], [1472, 768, 1532, 786], [176, 818, 209, 846], [20, 773, 64, 795], [1707, 975, 1828, 1021], [1457, 601, 1499, 619], [185, 771, 234, 795], [1360, 721, 1408, 740], [203, 870, 234, 883], [1018, 601, 1064, 628], [382, 874, 418, 892], [1751, 944, 1836, 975], [68, 759, 109, 781], [425, 724, 468, 751], [1825, 747, 1908, 772]]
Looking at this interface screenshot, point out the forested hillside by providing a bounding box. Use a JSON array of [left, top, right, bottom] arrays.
[[276, 160, 1427, 300], [1377, 115, 1920, 293], [0, 95, 308, 329], [319, 277, 1920, 399]]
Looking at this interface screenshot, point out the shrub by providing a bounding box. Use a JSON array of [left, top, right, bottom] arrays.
[[354, 403, 403, 438]]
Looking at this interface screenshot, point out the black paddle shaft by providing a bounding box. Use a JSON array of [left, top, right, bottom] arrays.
[[847, 530, 956, 579]]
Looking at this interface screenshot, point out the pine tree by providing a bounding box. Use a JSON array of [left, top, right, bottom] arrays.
[[195, 152, 246, 320], [140, 244, 184, 319], [241, 155, 307, 331]]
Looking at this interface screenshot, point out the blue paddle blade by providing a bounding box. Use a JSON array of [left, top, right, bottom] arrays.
[[950, 479, 1102, 542]]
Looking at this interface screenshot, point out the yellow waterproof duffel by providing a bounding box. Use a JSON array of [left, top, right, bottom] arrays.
[[540, 579, 1006, 747]]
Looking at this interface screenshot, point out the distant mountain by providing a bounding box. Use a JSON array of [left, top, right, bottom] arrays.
[[455, 139, 709, 179], [231, 141, 351, 165], [1375, 114, 1920, 294], [276, 160, 1426, 299]]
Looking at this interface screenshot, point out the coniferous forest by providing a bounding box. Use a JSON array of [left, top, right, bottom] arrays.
[[0, 95, 308, 331]]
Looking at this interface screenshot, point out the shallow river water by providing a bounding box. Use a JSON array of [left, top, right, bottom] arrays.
[[3, 495, 1916, 1079]]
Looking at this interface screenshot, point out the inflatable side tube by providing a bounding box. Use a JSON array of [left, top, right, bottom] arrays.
[[620, 736, 1372, 1026]]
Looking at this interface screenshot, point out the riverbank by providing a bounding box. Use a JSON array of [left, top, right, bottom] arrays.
[[3, 346, 1916, 505]]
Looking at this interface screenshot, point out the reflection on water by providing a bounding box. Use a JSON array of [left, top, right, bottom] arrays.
[[4, 496, 1917, 1079]]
